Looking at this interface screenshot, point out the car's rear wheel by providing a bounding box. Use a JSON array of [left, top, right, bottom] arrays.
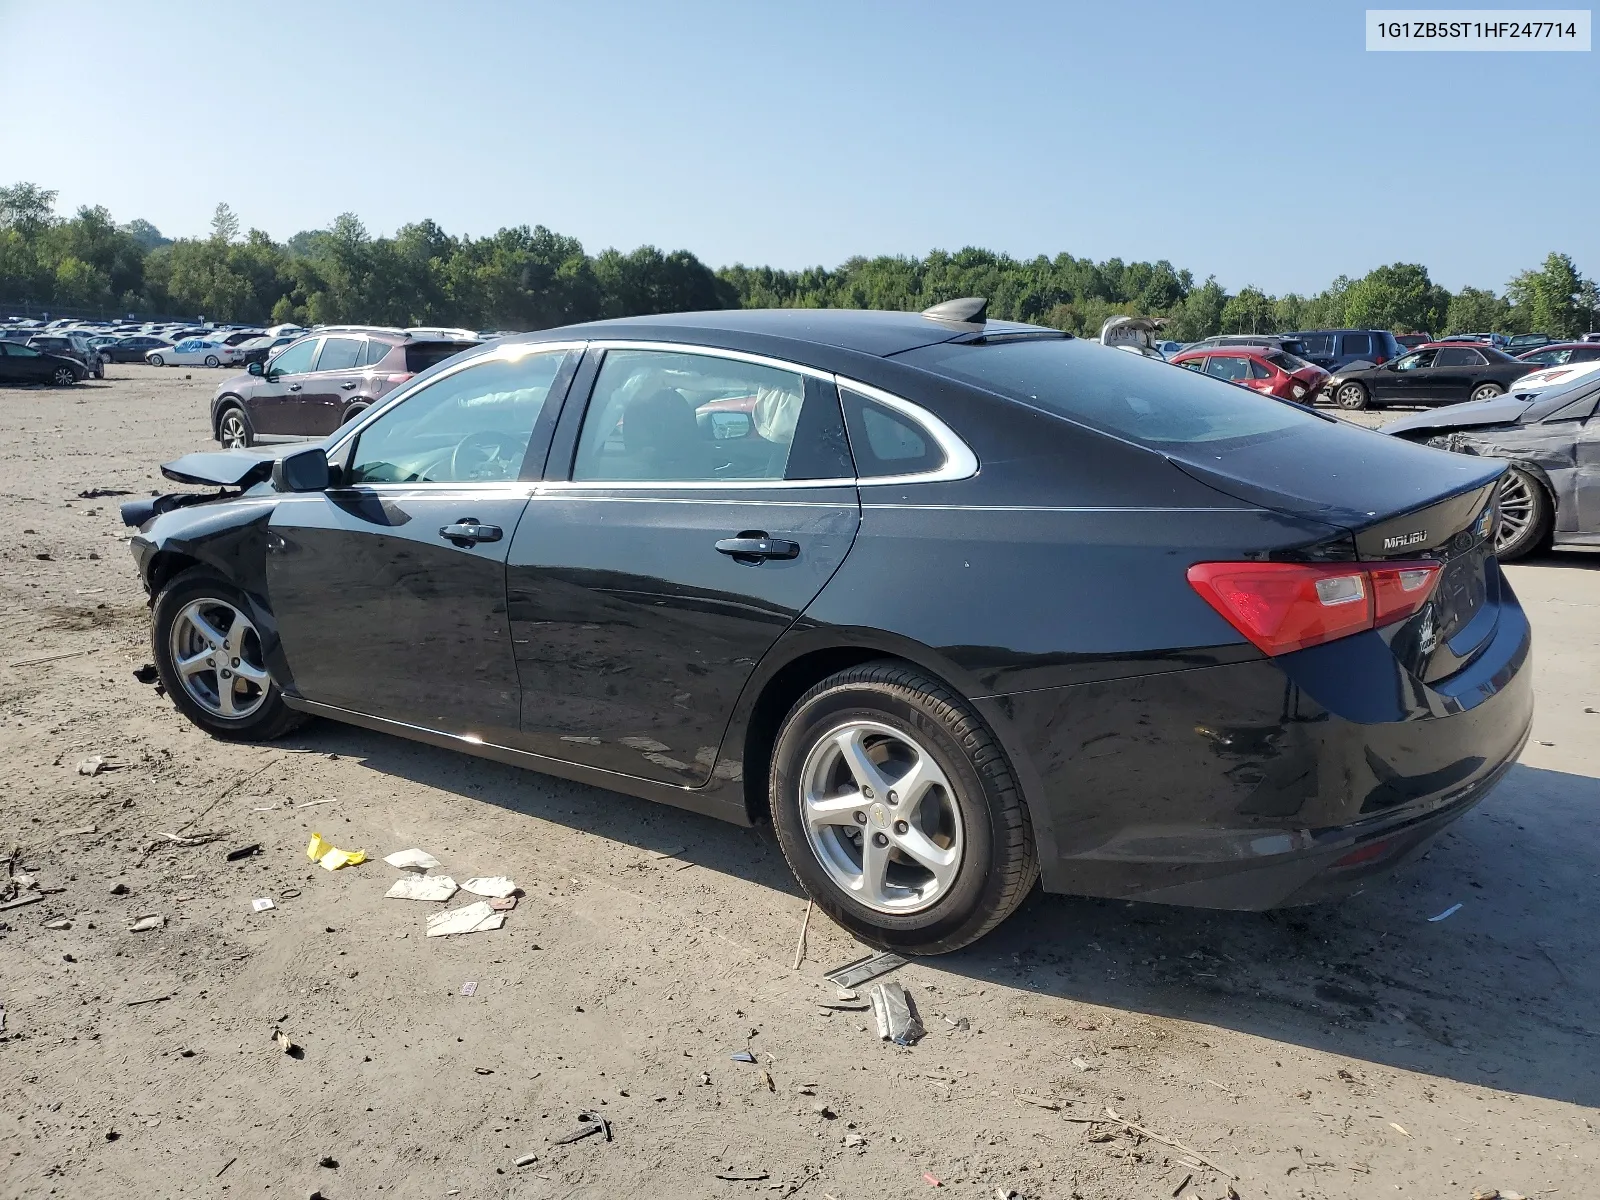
[[216, 404, 252, 449], [769, 661, 1037, 955], [1494, 468, 1552, 562], [340, 404, 367, 426], [1334, 381, 1369, 410], [51, 366, 77, 385], [148, 353, 164, 367], [1471, 382, 1504, 403], [204, 354, 220, 368], [151, 567, 307, 741]]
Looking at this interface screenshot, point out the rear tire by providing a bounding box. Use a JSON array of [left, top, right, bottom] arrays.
[[1334, 381, 1369, 410], [204, 355, 220, 368], [1471, 382, 1504, 403], [340, 404, 368, 426], [769, 660, 1038, 955], [51, 366, 77, 386], [148, 353, 164, 367], [151, 567, 308, 741], [216, 403, 253, 449], [1494, 468, 1552, 562]]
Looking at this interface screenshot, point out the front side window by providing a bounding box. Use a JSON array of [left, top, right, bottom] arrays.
[[6, 343, 40, 357], [315, 337, 363, 372], [1393, 350, 1437, 370], [572, 349, 849, 483], [1178, 357, 1205, 372], [346, 350, 567, 485], [269, 338, 319, 376]]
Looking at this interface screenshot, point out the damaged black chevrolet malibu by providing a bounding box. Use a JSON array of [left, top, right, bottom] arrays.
[[122, 302, 1533, 953]]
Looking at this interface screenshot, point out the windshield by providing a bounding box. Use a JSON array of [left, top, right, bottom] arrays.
[[903, 337, 1321, 449]]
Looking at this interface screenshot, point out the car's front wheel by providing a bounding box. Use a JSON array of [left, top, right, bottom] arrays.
[[770, 661, 1038, 955], [51, 366, 77, 386], [148, 353, 164, 367], [151, 567, 308, 741], [1334, 381, 1369, 410], [1494, 468, 1552, 562], [1471, 382, 1504, 403]]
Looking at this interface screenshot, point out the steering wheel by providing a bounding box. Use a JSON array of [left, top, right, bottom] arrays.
[[449, 429, 528, 481]]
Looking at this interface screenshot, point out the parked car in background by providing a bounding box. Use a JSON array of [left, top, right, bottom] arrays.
[[234, 334, 299, 366], [210, 329, 266, 348], [1395, 333, 1432, 351], [147, 338, 245, 368], [1184, 333, 1313, 357], [1155, 340, 1186, 360], [1322, 342, 1535, 409], [1385, 371, 1600, 560], [0, 341, 86, 385], [1513, 341, 1600, 366], [1503, 360, 1600, 396], [1169, 345, 1329, 402], [1439, 332, 1512, 350], [26, 334, 104, 378], [100, 335, 173, 362], [1286, 329, 1403, 371], [211, 327, 481, 446], [1506, 333, 1555, 354]]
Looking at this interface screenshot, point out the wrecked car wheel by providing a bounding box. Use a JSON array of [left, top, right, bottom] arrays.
[[1334, 381, 1369, 410], [152, 567, 308, 741], [1471, 382, 1504, 403], [770, 661, 1038, 955], [1493, 468, 1551, 562]]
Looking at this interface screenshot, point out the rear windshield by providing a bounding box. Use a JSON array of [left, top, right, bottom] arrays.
[[904, 338, 1320, 449], [1266, 351, 1313, 372], [404, 340, 479, 372]]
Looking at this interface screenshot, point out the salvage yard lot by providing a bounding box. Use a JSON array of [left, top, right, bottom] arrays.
[[1, 365, 1597, 1198]]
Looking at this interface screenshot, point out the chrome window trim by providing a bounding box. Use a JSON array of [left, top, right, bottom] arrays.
[[584, 339, 834, 382]]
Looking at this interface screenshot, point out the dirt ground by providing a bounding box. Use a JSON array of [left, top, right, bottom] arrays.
[[1, 364, 1597, 1200]]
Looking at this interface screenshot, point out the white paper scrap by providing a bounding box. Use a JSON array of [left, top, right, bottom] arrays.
[[461, 876, 516, 898], [383, 848, 442, 873], [385, 874, 459, 902], [425, 900, 506, 938]]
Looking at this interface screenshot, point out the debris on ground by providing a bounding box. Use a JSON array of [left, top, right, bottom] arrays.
[[129, 914, 164, 932], [42, 917, 72, 930], [272, 1027, 302, 1058], [488, 895, 517, 912], [1016, 1094, 1060, 1111], [730, 1050, 757, 1063], [1428, 903, 1463, 922], [149, 830, 224, 850], [551, 1112, 609, 1144], [717, 1170, 770, 1181], [132, 663, 159, 684], [461, 981, 477, 997], [109, 882, 129, 895], [226, 843, 261, 862], [386, 874, 459, 902], [461, 876, 516, 898], [0, 892, 44, 912], [125, 994, 170, 1007], [76, 756, 109, 776], [824, 949, 907, 990], [923, 1171, 942, 1186], [792, 898, 812, 969], [515, 1152, 539, 1167], [383, 848, 441, 872], [1070, 1107, 1238, 1180], [870, 980, 924, 1045], [425, 900, 506, 938], [306, 833, 366, 871], [251, 898, 276, 912], [62, 824, 96, 836]]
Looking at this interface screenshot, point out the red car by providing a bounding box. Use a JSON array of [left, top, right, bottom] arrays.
[[1169, 346, 1330, 403]]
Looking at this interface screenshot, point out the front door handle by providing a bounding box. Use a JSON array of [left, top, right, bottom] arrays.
[[715, 535, 799, 562], [440, 520, 503, 547], [288, 383, 302, 391], [341, 381, 358, 390]]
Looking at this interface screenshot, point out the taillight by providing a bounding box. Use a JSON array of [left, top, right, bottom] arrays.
[[1187, 560, 1441, 656]]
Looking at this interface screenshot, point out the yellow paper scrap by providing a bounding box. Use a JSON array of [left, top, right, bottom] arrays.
[[306, 832, 367, 871]]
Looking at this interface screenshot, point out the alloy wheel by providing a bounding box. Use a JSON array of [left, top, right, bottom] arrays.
[[1472, 384, 1503, 403], [1495, 472, 1535, 555], [219, 410, 249, 448], [168, 597, 270, 719], [52, 367, 75, 385], [799, 719, 964, 914], [1335, 382, 1367, 409]]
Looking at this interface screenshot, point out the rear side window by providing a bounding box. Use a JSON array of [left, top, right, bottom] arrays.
[[269, 339, 319, 375], [902, 338, 1318, 449], [840, 390, 945, 478], [315, 337, 363, 371], [1436, 347, 1487, 367], [1340, 333, 1373, 357], [1299, 334, 1334, 356], [362, 339, 394, 367], [1266, 351, 1311, 372], [1247, 358, 1273, 379]]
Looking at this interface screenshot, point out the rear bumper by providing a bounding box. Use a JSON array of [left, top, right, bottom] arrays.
[[982, 575, 1533, 910]]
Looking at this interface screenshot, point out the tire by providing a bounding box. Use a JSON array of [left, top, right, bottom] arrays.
[[1334, 381, 1369, 410], [151, 567, 308, 741], [340, 404, 367, 426], [216, 403, 253, 449], [51, 366, 77, 386], [93, 363, 105, 379], [1471, 382, 1504, 403], [204, 355, 220, 368], [769, 660, 1038, 955], [1494, 468, 1552, 562], [148, 353, 164, 367]]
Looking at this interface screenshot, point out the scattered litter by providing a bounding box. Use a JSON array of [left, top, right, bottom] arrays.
[[870, 980, 924, 1045], [1071, 1057, 1094, 1071], [730, 1050, 757, 1063], [109, 882, 129, 896], [488, 895, 517, 911], [306, 833, 366, 871], [461, 981, 478, 997], [226, 843, 261, 862], [475, 1067, 493, 1075], [79, 487, 134, 499], [0, 893, 45, 912], [792, 899, 813, 969], [61, 825, 96, 836], [215, 1156, 236, 1178], [281, 888, 301, 899], [1171, 1174, 1192, 1198], [386, 875, 459, 902], [76, 756, 107, 776], [250, 803, 278, 812], [762, 1069, 775, 1093], [42, 917, 73, 930], [426, 901, 506, 938], [1016, 1094, 1060, 1111], [383, 848, 441, 873], [126, 994, 171, 1007], [1389, 1122, 1411, 1136], [824, 949, 907, 990], [1070, 1108, 1237, 1180], [1428, 903, 1463, 922], [150, 830, 224, 849], [272, 1027, 302, 1057], [923, 1172, 942, 1187], [944, 1016, 970, 1031], [129, 914, 164, 932], [515, 1153, 539, 1167], [0, 1008, 6, 1032], [717, 1171, 770, 1182], [551, 1112, 609, 1145], [817, 999, 871, 1012], [318, 1155, 338, 1168], [251, 898, 276, 912], [462, 876, 516, 898], [133, 663, 159, 684]]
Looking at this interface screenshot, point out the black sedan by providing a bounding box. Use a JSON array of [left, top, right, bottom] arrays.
[[1323, 341, 1536, 410], [101, 335, 174, 363], [122, 303, 1532, 953], [1384, 372, 1600, 561], [0, 339, 86, 385]]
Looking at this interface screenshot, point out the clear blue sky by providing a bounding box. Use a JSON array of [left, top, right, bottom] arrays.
[[1, 0, 1594, 295]]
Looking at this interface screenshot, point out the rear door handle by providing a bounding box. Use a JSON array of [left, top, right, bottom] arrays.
[[440, 520, 503, 547], [341, 381, 358, 390], [715, 535, 799, 561], [288, 383, 302, 391]]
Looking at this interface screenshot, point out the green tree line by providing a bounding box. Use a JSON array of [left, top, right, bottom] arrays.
[[3, 182, 1595, 339]]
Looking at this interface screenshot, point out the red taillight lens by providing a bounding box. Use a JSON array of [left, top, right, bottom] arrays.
[[1187, 559, 1441, 656]]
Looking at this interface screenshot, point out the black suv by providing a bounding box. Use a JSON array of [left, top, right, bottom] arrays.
[[26, 334, 105, 378], [1286, 329, 1403, 372]]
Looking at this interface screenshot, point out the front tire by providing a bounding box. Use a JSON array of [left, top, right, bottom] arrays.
[[148, 353, 164, 367], [1494, 468, 1552, 562], [769, 661, 1037, 955], [1471, 382, 1504, 403], [1334, 381, 1369, 410], [151, 567, 307, 741]]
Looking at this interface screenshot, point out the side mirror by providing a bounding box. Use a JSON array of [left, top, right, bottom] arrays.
[[271, 446, 330, 493], [247, 361, 264, 376]]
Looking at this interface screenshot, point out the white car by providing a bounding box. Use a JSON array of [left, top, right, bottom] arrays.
[[1511, 360, 1600, 395], [145, 338, 244, 368]]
